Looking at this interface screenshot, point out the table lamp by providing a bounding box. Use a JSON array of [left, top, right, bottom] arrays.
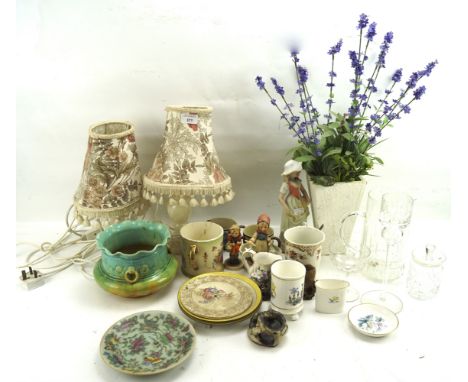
[[74, 121, 146, 227], [19, 121, 147, 287], [143, 106, 234, 252]]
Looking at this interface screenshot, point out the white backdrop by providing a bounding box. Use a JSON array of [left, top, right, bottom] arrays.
[[17, 0, 462, 225]]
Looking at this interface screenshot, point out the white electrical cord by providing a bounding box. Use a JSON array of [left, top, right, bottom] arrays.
[[17, 205, 101, 286]]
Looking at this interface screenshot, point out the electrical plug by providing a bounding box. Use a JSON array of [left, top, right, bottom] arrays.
[[19, 267, 45, 290]]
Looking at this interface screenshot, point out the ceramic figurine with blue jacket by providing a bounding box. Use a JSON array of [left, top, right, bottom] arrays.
[[247, 214, 272, 253]]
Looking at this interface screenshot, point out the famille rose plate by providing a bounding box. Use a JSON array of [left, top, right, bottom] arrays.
[[348, 303, 399, 337], [178, 272, 262, 324], [99, 310, 196, 375]]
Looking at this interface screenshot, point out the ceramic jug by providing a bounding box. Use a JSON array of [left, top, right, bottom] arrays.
[[241, 246, 282, 300]]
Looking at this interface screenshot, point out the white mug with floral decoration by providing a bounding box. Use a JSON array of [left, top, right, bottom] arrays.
[[284, 226, 325, 269], [270, 260, 306, 320], [315, 279, 349, 314], [180, 221, 224, 277]]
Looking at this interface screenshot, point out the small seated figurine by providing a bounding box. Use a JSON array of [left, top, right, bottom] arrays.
[[224, 224, 243, 269], [248, 214, 272, 253]]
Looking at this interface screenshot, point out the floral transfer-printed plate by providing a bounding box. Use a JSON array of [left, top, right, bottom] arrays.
[[348, 303, 399, 338], [178, 273, 253, 319], [100, 310, 196, 375]]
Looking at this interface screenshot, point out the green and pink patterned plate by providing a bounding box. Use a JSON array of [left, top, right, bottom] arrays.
[[99, 310, 196, 375]]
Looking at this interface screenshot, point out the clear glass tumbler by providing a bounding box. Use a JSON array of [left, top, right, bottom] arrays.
[[407, 244, 446, 300]]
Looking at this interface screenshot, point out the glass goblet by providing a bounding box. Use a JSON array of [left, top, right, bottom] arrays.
[[330, 241, 370, 302], [361, 191, 414, 313]]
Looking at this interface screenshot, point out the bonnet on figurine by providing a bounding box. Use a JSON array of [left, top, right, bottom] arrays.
[[281, 159, 303, 176], [257, 213, 270, 226]]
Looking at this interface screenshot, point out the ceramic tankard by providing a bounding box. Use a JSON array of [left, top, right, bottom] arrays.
[[94, 220, 178, 297], [284, 226, 325, 300], [270, 260, 306, 321], [179, 221, 224, 277], [241, 246, 282, 300]]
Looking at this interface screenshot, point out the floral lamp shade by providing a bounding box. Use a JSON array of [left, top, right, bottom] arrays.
[[143, 106, 234, 207], [73, 121, 146, 227]]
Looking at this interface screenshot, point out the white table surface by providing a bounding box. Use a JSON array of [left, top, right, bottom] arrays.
[[14, 219, 465, 382]]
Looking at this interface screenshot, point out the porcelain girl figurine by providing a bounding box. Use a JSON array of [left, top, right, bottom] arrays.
[[278, 160, 310, 241], [224, 224, 243, 269], [248, 214, 272, 253]]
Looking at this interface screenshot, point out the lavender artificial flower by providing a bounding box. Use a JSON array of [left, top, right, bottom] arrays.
[[291, 49, 299, 63], [413, 85, 426, 100], [255, 76, 265, 90], [271, 77, 285, 96], [328, 39, 343, 55], [401, 104, 411, 113], [391, 68, 403, 82], [365, 22, 377, 41], [377, 32, 394, 67], [255, 13, 437, 185], [406, 72, 419, 89], [418, 60, 438, 77], [349, 50, 363, 75], [297, 65, 309, 84], [357, 14, 369, 29]]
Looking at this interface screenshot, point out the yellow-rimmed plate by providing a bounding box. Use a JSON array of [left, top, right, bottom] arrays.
[[177, 272, 262, 325]]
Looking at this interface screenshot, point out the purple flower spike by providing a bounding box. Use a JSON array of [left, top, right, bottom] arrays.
[[291, 48, 300, 63], [297, 65, 309, 84], [349, 50, 364, 75], [366, 22, 377, 41], [357, 14, 369, 29], [377, 32, 394, 67], [406, 72, 419, 89], [391, 68, 403, 83], [328, 39, 343, 55], [401, 105, 411, 113], [413, 85, 426, 100], [255, 76, 265, 90], [271, 77, 285, 96], [419, 60, 439, 78]]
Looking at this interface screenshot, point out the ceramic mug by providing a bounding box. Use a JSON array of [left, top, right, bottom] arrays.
[[180, 221, 224, 277], [284, 226, 325, 300], [283, 226, 325, 268], [270, 260, 306, 320], [315, 279, 349, 313]]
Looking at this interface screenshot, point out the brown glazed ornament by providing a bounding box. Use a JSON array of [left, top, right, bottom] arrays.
[[248, 310, 288, 347], [304, 264, 317, 300]]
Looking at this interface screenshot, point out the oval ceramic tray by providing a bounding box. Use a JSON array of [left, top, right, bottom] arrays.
[[178, 272, 262, 324], [100, 310, 196, 375], [348, 303, 399, 337]]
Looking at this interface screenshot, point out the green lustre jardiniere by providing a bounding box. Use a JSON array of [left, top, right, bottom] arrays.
[[94, 220, 177, 297]]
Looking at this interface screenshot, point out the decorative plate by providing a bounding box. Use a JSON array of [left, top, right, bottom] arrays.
[[178, 272, 262, 324], [100, 310, 196, 375], [348, 303, 399, 337], [179, 273, 253, 319]]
